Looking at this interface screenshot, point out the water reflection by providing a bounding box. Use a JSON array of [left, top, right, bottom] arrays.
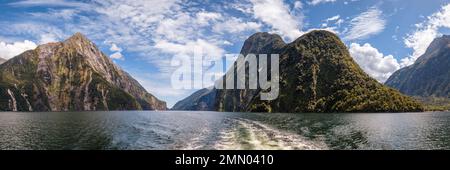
[[0, 111, 449, 150]]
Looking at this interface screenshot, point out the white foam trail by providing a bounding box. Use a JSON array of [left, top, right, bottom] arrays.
[[179, 124, 211, 150], [214, 118, 327, 150]]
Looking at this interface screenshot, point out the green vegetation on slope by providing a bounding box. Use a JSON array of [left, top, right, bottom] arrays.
[[177, 30, 424, 113], [415, 96, 450, 111], [0, 33, 166, 111]]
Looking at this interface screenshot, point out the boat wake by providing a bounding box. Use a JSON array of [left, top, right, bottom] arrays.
[[214, 118, 326, 150], [128, 115, 327, 150]]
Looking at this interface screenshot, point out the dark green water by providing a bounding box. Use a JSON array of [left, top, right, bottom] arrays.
[[0, 111, 449, 150]]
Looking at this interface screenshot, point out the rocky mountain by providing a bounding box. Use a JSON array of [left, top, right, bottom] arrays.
[[174, 30, 423, 113], [386, 35, 450, 98], [0, 33, 166, 111], [0, 57, 6, 64]]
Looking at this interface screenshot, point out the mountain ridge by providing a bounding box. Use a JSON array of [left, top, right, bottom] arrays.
[[0, 32, 166, 111], [174, 30, 424, 112], [386, 35, 450, 98]]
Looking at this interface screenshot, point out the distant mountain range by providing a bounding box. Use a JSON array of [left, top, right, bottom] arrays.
[[173, 30, 424, 113], [0, 33, 166, 111], [386, 35, 450, 98]]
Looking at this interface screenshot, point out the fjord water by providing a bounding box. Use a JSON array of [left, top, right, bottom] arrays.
[[0, 111, 449, 150]]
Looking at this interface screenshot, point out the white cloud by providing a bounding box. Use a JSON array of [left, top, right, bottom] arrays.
[[335, 18, 344, 26], [110, 52, 124, 60], [154, 13, 197, 43], [349, 43, 400, 82], [9, 0, 90, 8], [109, 43, 124, 60], [39, 33, 59, 44], [321, 15, 344, 32], [5, 0, 303, 70], [230, 2, 253, 14], [195, 12, 222, 26], [309, 0, 337, 6], [344, 7, 386, 40], [2, 0, 310, 105], [223, 40, 233, 46], [294, 1, 303, 9], [94, 0, 179, 44], [154, 39, 225, 59], [403, 4, 450, 67], [250, 0, 303, 41], [110, 43, 122, 52], [1, 22, 67, 44], [0, 40, 38, 59], [30, 9, 79, 20], [85, 0, 229, 73], [325, 15, 340, 22], [213, 17, 261, 33]]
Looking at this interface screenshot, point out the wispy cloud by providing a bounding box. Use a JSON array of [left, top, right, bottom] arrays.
[[213, 17, 261, 34], [1, 0, 315, 104], [9, 0, 90, 8], [250, 0, 303, 41], [0, 40, 37, 59], [325, 15, 340, 22], [308, 0, 337, 6], [29, 9, 80, 21], [320, 15, 344, 33], [0, 22, 68, 44], [403, 4, 450, 67], [344, 7, 386, 41], [109, 43, 124, 60], [4, 0, 305, 69]]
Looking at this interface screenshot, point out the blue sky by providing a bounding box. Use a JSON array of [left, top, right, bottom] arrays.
[[1, 0, 450, 107]]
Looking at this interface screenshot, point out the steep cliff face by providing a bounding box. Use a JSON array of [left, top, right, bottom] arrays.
[[175, 30, 423, 113], [215, 32, 286, 112], [0, 33, 166, 111], [386, 35, 450, 98], [172, 33, 285, 111]]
